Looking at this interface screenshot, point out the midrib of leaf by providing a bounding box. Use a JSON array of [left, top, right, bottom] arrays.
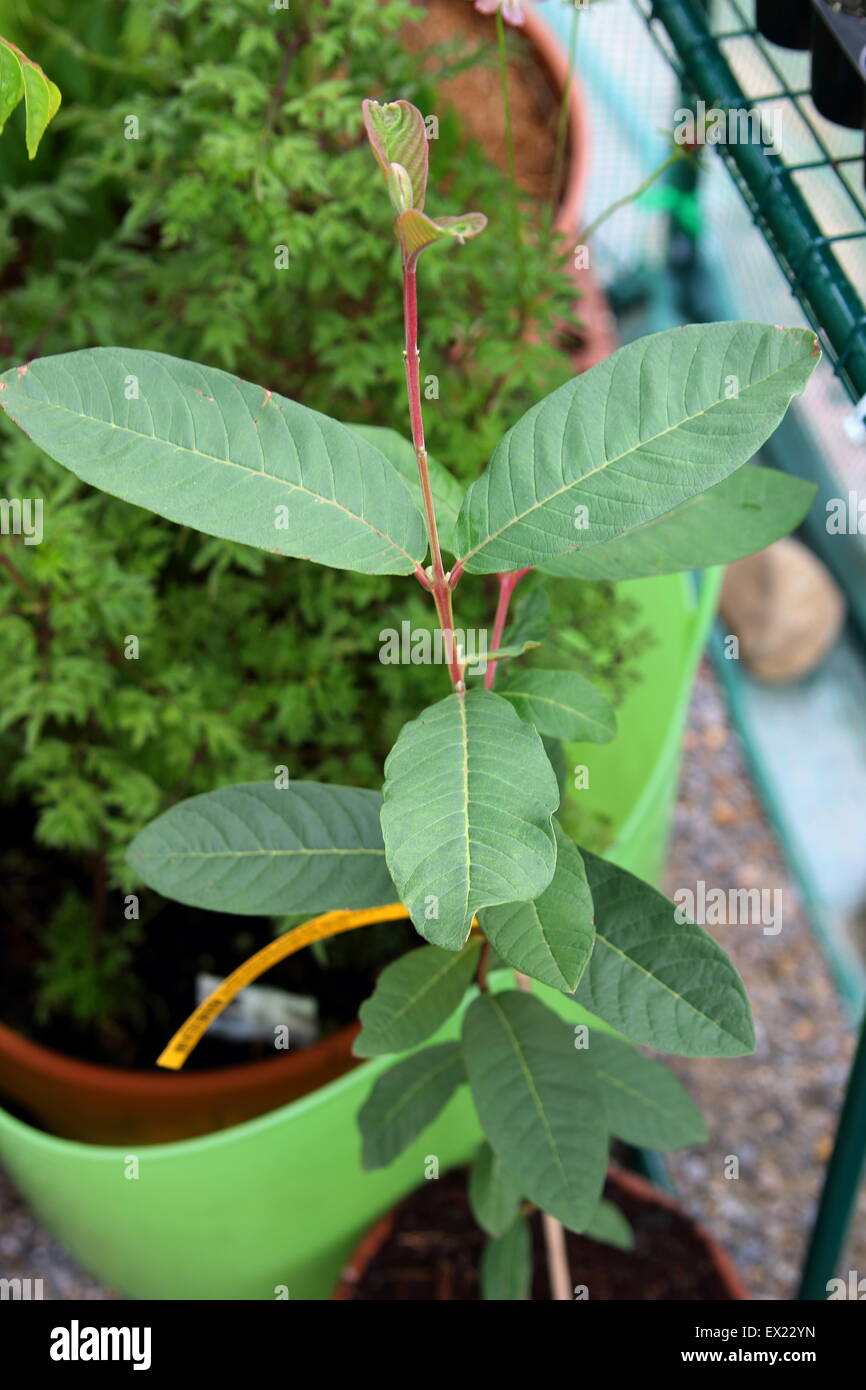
[[524, 900, 566, 989], [488, 996, 568, 1187], [16, 384, 421, 569], [506, 690, 609, 735], [596, 1068, 667, 1117], [379, 1050, 460, 1126], [592, 929, 744, 1046], [458, 351, 803, 567], [136, 847, 385, 860]]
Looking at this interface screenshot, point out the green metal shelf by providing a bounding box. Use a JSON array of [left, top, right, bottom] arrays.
[[627, 0, 866, 1305], [632, 0, 866, 406]]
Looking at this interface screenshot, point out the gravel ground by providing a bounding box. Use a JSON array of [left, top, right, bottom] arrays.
[[1, 657, 863, 1300], [662, 659, 866, 1301]]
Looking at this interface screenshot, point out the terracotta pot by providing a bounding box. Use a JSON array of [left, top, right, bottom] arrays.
[[523, 2, 617, 371], [0, 1016, 361, 1144], [333, 1164, 750, 1301]]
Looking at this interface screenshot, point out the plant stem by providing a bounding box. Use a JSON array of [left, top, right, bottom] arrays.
[[512, 968, 572, 1299], [484, 568, 530, 690], [578, 148, 685, 247], [550, 2, 580, 211], [495, 10, 526, 307], [476, 940, 491, 993], [402, 256, 464, 690], [0, 551, 36, 597]]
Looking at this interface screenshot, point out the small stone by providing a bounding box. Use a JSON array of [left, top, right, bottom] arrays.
[[703, 724, 728, 751], [712, 799, 737, 826], [720, 538, 845, 683]]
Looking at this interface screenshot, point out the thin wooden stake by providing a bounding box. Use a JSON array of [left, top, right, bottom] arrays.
[[514, 970, 573, 1301]]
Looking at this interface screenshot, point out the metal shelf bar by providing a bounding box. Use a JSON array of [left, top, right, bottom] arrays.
[[636, 0, 866, 401]]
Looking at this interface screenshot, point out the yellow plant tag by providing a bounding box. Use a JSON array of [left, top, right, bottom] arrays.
[[156, 903, 410, 1070]]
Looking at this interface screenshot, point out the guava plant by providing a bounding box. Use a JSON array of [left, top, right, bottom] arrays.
[[0, 99, 819, 1298]]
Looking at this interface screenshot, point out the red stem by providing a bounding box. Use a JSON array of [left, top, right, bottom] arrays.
[[484, 567, 531, 690], [402, 254, 464, 690]]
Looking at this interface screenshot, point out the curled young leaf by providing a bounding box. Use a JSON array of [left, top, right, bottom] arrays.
[[362, 98, 429, 211]]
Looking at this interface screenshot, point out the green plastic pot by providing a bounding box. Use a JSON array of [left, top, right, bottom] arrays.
[[0, 570, 720, 1300]]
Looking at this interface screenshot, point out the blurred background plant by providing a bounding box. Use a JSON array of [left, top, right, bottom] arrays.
[[0, 0, 647, 1048]]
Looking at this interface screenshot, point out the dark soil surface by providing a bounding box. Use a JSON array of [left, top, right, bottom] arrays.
[[344, 1167, 736, 1300], [0, 798, 415, 1071]]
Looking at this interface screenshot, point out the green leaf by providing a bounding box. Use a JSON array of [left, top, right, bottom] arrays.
[[485, 641, 542, 662], [454, 323, 820, 573], [480, 823, 594, 994], [380, 689, 560, 951], [127, 781, 396, 916], [499, 669, 616, 744], [583, 1199, 634, 1251], [345, 423, 463, 556], [0, 37, 61, 158], [574, 851, 755, 1058], [480, 1217, 532, 1301], [358, 1042, 464, 1169], [587, 1031, 708, 1150], [469, 1141, 524, 1238], [0, 349, 427, 576], [362, 99, 429, 210], [462, 991, 607, 1231], [353, 938, 482, 1058], [539, 466, 817, 581], [502, 586, 550, 651]]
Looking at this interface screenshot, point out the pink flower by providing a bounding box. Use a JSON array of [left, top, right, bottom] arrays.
[[472, 0, 526, 26]]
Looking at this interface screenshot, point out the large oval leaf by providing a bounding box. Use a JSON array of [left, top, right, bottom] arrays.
[[358, 1042, 465, 1169], [573, 850, 755, 1058], [353, 938, 481, 1058], [380, 689, 560, 951], [462, 991, 608, 1232], [540, 465, 816, 581], [0, 349, 427, 575], [127, 781, 396, 916], [480, 824, 594, 993], [469, 1141, 524, 1238], [454, 322, 819, 573], [345, 423, 463, 557], [499, 669, 616, 743], [587, 1032, 707, 1151]]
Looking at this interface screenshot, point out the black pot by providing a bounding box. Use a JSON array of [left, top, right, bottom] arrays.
[[755, 0, 812, 50], [811, 5, 866, 129]]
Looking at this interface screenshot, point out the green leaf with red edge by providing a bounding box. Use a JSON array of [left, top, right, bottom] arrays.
[[362, 99, 429, 210], [0, 36, 61, 158], [395, 209, 487, 258]]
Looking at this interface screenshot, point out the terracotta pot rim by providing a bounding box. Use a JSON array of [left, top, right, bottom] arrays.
[[522, 1, 590, 233], [332, 1162, 751, 1300], [0, 1015, 360, 1099]]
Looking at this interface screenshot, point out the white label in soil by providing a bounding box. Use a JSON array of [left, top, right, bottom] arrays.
[[195, 972, 319, 1048]]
